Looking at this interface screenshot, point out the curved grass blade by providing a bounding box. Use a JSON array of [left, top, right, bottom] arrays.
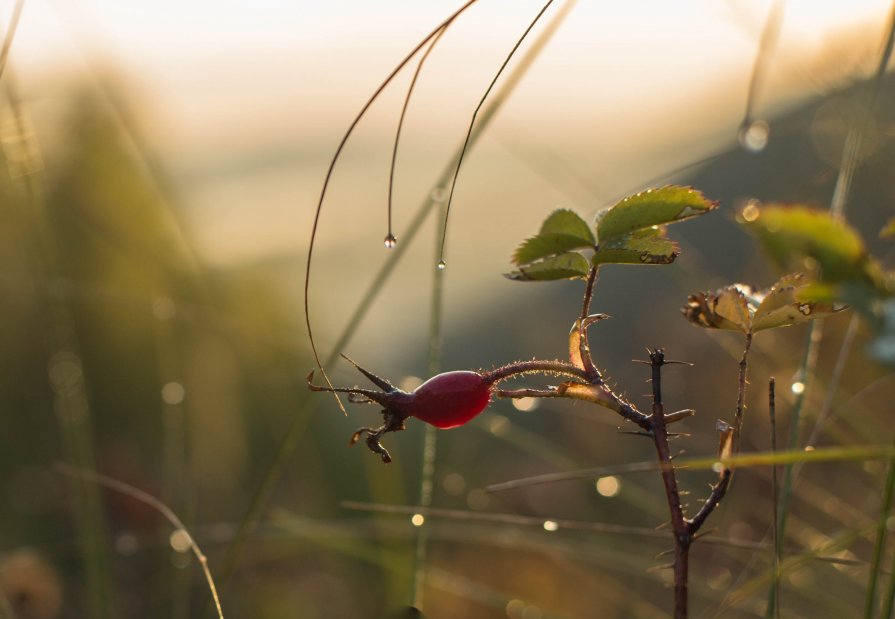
[[305, 0, 481, 414], [387, 23, 452, 246], [438, 0, 557, 266], [57, 465, 225, 619]]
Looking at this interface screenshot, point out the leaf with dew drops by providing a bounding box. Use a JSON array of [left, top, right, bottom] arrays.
[[591, 227, 679, 266], [505, 252, 591, 281], [595, 186, 717, 243]]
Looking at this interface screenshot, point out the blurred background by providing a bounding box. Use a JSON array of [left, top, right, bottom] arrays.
[[1, 0, 895, 617]]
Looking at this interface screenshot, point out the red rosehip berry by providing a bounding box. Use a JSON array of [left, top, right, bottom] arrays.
[[405, 371, 492, 429]]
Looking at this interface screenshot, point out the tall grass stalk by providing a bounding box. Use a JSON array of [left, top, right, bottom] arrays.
[[410, 201, 447, 609], [864, 435, 895, 619], [3, 82, 113, 618], [153, 307, 193, 619], [410, 1, 576, 607]]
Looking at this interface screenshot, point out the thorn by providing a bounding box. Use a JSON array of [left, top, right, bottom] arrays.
[[619, 430, 654, 438], [664, 359, 694, 367], [646, 561, 675, 573], [664, 409, 695, 424], [692, 529, 717, 542], [340, 354, 397, 391], [655, 548, 674, 559]]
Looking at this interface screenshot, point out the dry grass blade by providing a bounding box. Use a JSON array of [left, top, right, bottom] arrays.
[[486, 445, 895, 493], [56, 464, 225, 619]]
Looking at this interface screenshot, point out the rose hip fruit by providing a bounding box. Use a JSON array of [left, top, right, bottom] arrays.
[[307, 358, 496, 462], [403, 371, 492, 429]]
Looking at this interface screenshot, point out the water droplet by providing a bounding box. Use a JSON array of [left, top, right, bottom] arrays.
[[738, 119, 770, 152], [410, 513, 425, 527], [436, 260, 446, 270], [739, 200, 760, 222], [542, 520, 559, 532], [791, 381, 805, 395], [169, 529, 191, 553], [383, 234, 397, 249]]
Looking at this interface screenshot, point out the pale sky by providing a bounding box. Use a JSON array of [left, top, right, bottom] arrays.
[[4, 0, 893, 266]]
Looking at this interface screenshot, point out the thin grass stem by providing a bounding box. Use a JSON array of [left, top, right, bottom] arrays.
[[739, 0, 785, 139], [866, 434, 895, 619], [410, 181, 450, 610], [387, 24, 451, 245], [769, 378, 781, 619]]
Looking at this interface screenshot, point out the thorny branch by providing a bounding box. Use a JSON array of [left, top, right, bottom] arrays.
[[313, 280, 751, 618]]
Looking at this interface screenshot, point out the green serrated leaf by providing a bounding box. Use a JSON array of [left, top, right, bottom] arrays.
[[504, 252, 591, 281], [744, 205, 882, 287], [596, 185, 717, 243], [539, 209, 596, 244], [591, 229, 679, 265], [682, 285, 753, 332], [512, 233, 594, 266], [751, 273, 836, 332]]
